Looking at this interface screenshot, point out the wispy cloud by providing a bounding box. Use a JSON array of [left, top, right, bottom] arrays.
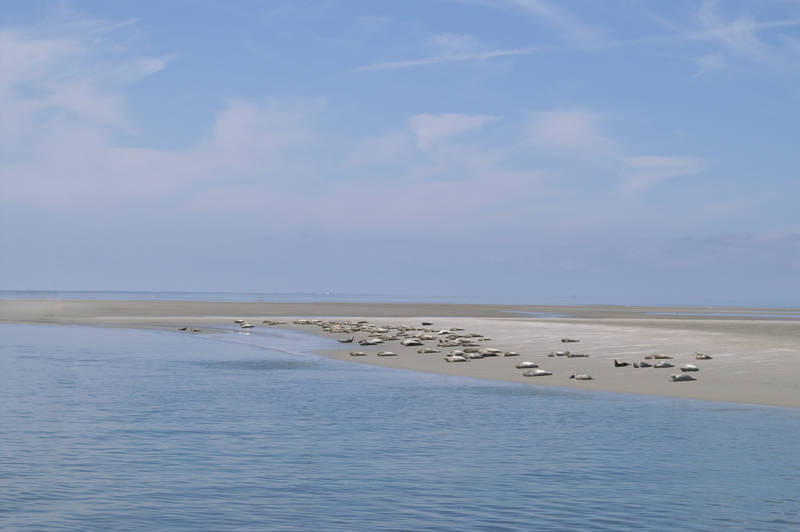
[[528, 109, 618, 160], [353, 45, 546, 72], [0, 21, 317, 208], [355, 1, 800, 75], [450, 0, 800, 68], [343, 112, 505, 186], [0, 20, 530, 231], [409, 113, 497, 151], [631, 2, 800, 70], [694, 1, 775, 63], [527, 109, 704, 193], [621, 156, 705, 194], [694, 52, 727, 76], [0, 27, 129, 151]]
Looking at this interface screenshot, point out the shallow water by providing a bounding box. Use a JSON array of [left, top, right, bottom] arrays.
[[1, 324, 799, 531]]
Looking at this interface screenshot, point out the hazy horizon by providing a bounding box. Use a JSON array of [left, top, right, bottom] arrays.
[[3, 288, 800, 309]]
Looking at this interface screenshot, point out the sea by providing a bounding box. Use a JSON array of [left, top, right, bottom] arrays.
[[1, 315, 799, 531], [3, 289, 800, 309]]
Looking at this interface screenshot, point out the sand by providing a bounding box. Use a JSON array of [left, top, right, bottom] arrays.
[[2, 299, 799, 408]]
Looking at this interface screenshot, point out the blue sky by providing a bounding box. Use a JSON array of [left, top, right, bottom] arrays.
[[1, 0, 799, 305]]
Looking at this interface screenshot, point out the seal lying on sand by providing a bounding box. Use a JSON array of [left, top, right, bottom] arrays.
[[401, 338, 423, 346], [359, 338, 383, 346], [523, 369, 552, 377]]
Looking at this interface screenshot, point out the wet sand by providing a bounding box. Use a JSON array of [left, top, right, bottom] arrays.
[[2, 299, 799, 407]]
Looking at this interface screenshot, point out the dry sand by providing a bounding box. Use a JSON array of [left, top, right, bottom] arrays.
[[2, 299, 799, 407]]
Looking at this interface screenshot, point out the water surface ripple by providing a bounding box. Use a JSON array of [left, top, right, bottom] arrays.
[[1, 324, 798, 531]]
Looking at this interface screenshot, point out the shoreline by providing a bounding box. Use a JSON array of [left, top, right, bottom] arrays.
[[1, 299, 799, 408]]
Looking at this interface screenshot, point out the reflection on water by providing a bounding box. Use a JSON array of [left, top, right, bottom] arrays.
[[1, 324, 799, 531]]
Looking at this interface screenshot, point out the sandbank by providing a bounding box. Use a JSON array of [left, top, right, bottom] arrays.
[[1, 299, 799, 408]]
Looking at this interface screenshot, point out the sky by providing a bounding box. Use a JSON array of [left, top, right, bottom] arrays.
[[1, 0, 799, 305]]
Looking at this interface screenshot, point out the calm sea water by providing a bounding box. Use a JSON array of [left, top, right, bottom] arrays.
[[3, 290, 800, 309], [1, 324, 799, 531]]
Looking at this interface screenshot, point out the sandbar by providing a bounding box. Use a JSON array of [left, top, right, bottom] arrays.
[[1, 299, 799, 408]]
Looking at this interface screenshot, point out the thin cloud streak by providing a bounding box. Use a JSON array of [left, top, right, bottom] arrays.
[[554, 17, 800, 55], [354, 15, 800, 73], [620, 156, 705, 194], [352, 46, 550, 72], [446, 0, 800, 58], [654, 18, 800, 46]]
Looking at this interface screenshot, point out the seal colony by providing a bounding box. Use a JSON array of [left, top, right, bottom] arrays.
[[1, 299, 798, 407], [247, 318, 719, 385]]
